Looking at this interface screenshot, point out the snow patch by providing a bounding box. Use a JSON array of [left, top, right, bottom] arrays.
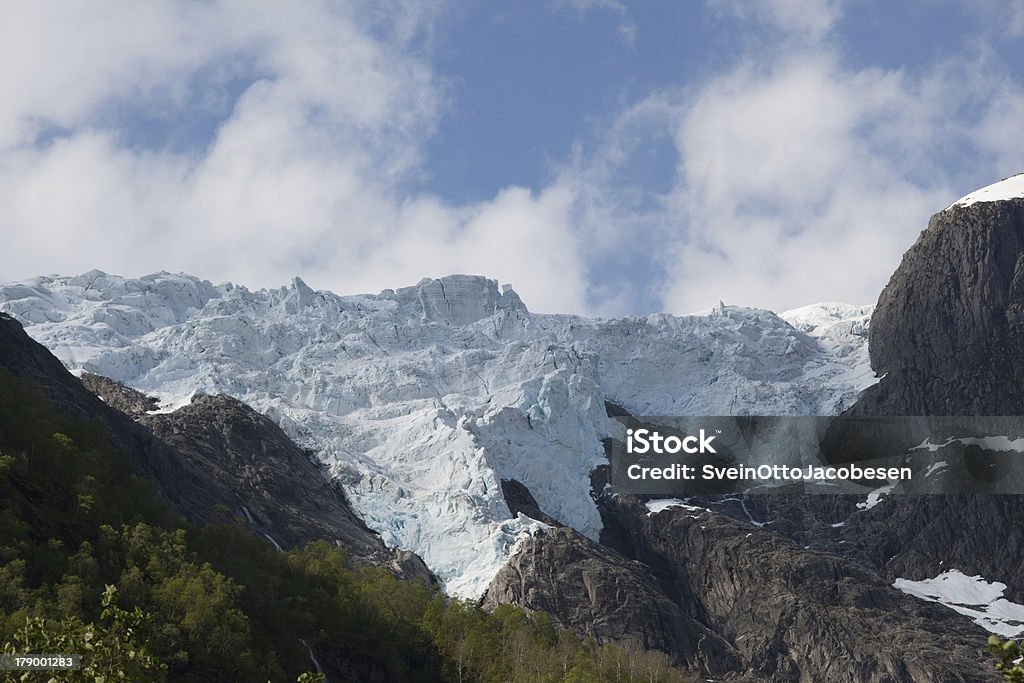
[[645, 499, 709, 516], [145, 392, 198, 415], [856, 483, 897, 510], [948, 173, 1024, 209], [894, 570, 1024, 638], [913, 436, 1024, 453]]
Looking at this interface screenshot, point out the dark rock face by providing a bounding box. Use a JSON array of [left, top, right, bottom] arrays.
[[0, 313, 432, 581], [609, 498, 992, 682], [837, 200, 1024, 598], [859, 199, 1024, 415], [500, 478, 563, 527], [482, 526, 742, 677], [80, 372, 158, 418], [139, 393, 432, 580], [485, 492, 994, 681]]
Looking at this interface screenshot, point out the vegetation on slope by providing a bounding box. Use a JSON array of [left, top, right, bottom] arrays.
[[0, 369, 689, 682]]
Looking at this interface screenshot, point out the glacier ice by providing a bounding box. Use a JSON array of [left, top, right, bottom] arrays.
[[0, 271, 875, 597]]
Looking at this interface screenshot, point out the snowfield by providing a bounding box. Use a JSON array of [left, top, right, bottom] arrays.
[[0, 271, 875, 596], [948, 173, 1024, 209], [894, 570, 1024, 638]]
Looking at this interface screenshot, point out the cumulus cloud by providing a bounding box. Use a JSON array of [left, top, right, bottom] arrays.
[[4, 1, 1024, 317], [551, 13, 1024, 314], [0, 1, 593, 314]]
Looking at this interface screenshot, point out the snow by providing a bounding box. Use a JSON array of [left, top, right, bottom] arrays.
[[645, 499, 709, 516], [709, 496, 770, 528], [146, 392, 197, 415], [948, 173, 1024, 209], [913, 436, 1024, 453], [856, 483, 897, 510], [894, 570, 1024, 637], [963, 436, 1024, 452], [0, 271, 873, 597], [780, 303, 876, 390]]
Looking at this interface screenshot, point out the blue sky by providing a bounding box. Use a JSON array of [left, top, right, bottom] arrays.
[[2, 1, 1024, 315]]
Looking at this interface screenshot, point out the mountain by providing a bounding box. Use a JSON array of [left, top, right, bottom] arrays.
[[753, 175, 1024, 601], [0, 271, 872, 597], [8, 175, 1024, 679], [834, 174, 1024, 603]]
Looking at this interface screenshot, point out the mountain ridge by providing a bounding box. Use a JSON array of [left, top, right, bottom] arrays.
[[0, 271, 874, 597]]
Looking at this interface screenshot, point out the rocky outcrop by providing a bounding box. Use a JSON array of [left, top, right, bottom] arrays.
[[483, 526, 742, 677], [833, 198, 1024, 597], [708, 196, 1024, 607], [139, 393, 433, 581], [80, 372, 158, 418], [609, 497, 993, 682], [857, 199, 1024, 415], [485, 494, 994, 681], [499, 478, 563, 527]]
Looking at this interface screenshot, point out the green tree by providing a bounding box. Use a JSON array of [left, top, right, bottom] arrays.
[[990, 635, 1024, 682], [3, 584, 166, 682]]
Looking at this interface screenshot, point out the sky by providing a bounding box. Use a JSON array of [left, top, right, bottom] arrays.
[[2, 0, 1024, 316]]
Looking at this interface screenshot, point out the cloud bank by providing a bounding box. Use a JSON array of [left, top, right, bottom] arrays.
[[1, 1, 1022, 315]]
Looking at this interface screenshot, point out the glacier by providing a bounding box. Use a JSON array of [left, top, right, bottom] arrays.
[[0, 270, 875, 597]]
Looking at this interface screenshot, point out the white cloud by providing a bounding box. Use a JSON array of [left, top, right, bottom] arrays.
[[0, 1, 593, 314], [5, 2, 1024, 318], [654, 50, 1015, 312], [554, 38, 1024, 314]]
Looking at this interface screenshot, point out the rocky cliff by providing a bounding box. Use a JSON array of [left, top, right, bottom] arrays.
[[859, 198, 1024, 415], [834, 193, 1024, 597], [484, 442, 995, 681], [484, 185, 1024, 680]]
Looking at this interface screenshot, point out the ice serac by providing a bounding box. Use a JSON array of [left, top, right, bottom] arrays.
[[0, 271, 873, 597], [387, 274, 527, 327]]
